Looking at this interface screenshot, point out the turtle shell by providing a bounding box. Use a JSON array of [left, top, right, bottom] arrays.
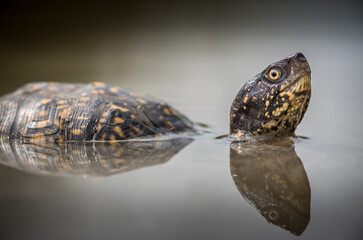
[[0, 82, 196, 143]]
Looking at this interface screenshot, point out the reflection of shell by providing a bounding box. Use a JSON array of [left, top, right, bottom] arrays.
[[0, 138, 192, 177], [230, 138, 311, 235]]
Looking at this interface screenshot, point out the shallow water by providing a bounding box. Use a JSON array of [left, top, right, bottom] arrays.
[[1, 1, 363, 239]]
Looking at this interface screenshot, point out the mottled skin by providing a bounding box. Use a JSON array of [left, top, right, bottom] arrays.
[[230, 53, 311, 137], [0, 82, 195, 143]]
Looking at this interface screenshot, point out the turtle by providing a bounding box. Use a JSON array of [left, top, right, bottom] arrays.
[[230, 52, 311, 137], [0, 82, 196, 143], [0, 52, 311, 143]]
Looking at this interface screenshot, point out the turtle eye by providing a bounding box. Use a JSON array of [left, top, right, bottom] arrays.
[[268, 68, 282, 81]]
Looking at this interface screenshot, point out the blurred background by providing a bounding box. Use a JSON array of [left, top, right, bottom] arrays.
[[0, 1, 362, 240], [0, 0, 362, 134]]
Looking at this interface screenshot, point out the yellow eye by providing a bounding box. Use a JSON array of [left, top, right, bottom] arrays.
[[268, 69, 282, 81]]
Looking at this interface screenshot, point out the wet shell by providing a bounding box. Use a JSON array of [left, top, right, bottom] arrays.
[[0, 82, 196, 143]]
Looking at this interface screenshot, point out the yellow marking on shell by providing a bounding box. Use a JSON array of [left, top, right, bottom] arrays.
[[71, 129, 83, 135], [38, 111, 49, 117], [163, 108, 171, 115], [252, 96, 257, 101], [41, 99, 52, 104], [113, 117, 125, 124], [101, 133, 106, 141], [265, 101, 270, 107], [110, 87, 118, 94], [57, 100, 67, 104], [137, 98, 147, 104], [59, 109, 72, 120], [243, 106, 246, 110], [243, 94, 249, 103], [45, 129, 54, 135], [231, 113, 236, 118], [266, 93, 270, 98], [80, 97, 90, 101], [78, 116, 89, 120], [158, 116, 164, 120], [282, 97, 285, 101], [92, 82, 106, 87], [100, 118, 107, 123], [111, 104, 129, 112], [58, 135, 65, 142], [258, 81, 261, 85], [248, 88, 251, 91], [34, 120, 51, 128], [110, 135, 117, 141], [262, 98, 265, 101], [137, 105, 141, 110], [114, 126, 125, 138], [130, 115, 136, 119], [77, 103, 87, 107], [28, 84, 43, 92], [130, 125, 142, 133], [99, 90, 105, 95], [114, 159, 124, 164], [81, 125, 87, 129], [57, 105, 69, 110], [91, 90, 98, 94]]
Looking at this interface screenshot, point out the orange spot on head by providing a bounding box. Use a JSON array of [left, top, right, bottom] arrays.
[[244, 94, 249, 103], [165, 121, 174, 129], [163, 108, 171, 115]]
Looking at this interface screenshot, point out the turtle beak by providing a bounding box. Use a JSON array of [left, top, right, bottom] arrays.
[[287, 53, 311, 75]]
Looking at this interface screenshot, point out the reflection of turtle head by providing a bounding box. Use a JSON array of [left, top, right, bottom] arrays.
[[230, 139, 311, 235]]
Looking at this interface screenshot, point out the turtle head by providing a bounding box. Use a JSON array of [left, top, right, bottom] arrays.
[[230, 53, 311, 137]]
